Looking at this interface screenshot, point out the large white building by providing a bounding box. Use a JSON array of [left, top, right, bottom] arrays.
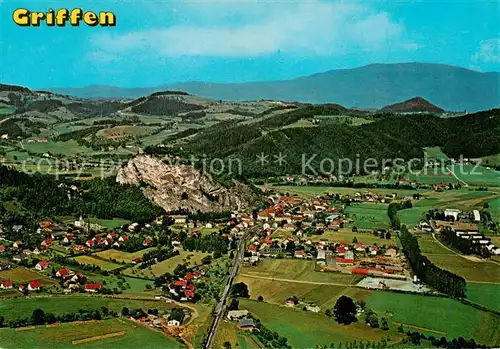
[[444, 209, 460, 221]]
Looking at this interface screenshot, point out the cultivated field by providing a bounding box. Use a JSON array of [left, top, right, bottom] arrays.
[[235, 274, 370, 310], [344, 203, 390, 229], [488, 198, 500, 222], [72, 255, 122, 271], [453, 165, 500, 187], [424, 147, 449, 161], [22, 140, 92, 156], [0, 268, 58, 287], [240, 259, 360, 284], [94, 248, 154, 263], [466, 283, 500, 312], [87, 218, 132, 229], [239, 299, 405, 348], [212, 321, 260, 349], [425, 254, 500, 283], [97, 125, 155, 140], [308, 229, 396, 245], [123, 250, 210, 279], [398, 189, 500, 227], [267, 185, 424, 198], [0, 318, 181, 349]]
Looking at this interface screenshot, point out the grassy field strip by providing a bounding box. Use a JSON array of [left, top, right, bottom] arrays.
[[467, 280, 500, 284], [72, 331, 125, 344], [392, 322, 446, 335]]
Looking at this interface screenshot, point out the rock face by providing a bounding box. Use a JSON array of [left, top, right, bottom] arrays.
[[116, 155, 257, 213]]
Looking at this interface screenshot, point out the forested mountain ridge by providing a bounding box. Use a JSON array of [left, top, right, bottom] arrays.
[[148, 108, 500, 177]]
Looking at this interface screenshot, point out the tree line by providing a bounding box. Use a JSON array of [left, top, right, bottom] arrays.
[[399, 226, 466, 298]]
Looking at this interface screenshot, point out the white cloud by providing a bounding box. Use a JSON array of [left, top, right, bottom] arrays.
[[471, 38, 500, 64], [90, 1, 403, 60]]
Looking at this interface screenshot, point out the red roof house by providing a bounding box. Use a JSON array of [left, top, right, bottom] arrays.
[[174, 280, 187, 288], [184, 290, 195, 298], [28, 280, 41, 291], [85, 283, 103, 292], [1, 280, 13, 289], [56, 268, 72, 277], [335, 257, 355, 265], [35, 260, 49, 271]]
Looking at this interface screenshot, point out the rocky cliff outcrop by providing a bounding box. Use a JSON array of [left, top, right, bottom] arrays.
[[116, 155, 258, 213]]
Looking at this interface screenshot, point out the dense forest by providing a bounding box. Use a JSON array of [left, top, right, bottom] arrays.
[[0, 165, 164, 231], [130, 95, 204, 115], [150, 107, 500, 178]]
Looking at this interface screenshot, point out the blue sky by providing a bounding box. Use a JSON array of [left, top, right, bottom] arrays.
[[1, 0, 499, 88]]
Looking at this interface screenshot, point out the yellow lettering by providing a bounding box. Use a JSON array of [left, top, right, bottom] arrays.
[[46, 9, 55, 26], [31, 12, 46, 26], [70, 8, 83, 26], [99, 12, 116, 26], [12, 8, 117, 27], [84, 12, 98, 26], [13, 8, 30, 26], [55, 9, 69, 26]]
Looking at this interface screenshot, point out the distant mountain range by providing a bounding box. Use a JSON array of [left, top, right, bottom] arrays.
[[44, 63, 499, 112]]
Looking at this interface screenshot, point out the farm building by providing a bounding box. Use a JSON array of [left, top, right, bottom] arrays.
[[238, 318, 255, 330], [227, 310, 249, 320]]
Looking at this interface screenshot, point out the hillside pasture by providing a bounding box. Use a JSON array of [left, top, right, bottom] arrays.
[[481, 154, 500, 167], [453, 165, 500, 187], [424, 147, 449, 161], [97, 125, 155, 140], [407, 167, 459, 184]]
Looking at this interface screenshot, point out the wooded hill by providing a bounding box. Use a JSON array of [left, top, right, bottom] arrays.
[[149, 107, 500, 178]]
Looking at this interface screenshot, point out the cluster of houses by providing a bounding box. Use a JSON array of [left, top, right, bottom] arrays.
[[166, 270, 205, 301], [1, 279, 41, 292], [0, 261, 105, 295], [435, 220, 500, 255], [51, 267, 104, 294], [125, 304, 189, 328]]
